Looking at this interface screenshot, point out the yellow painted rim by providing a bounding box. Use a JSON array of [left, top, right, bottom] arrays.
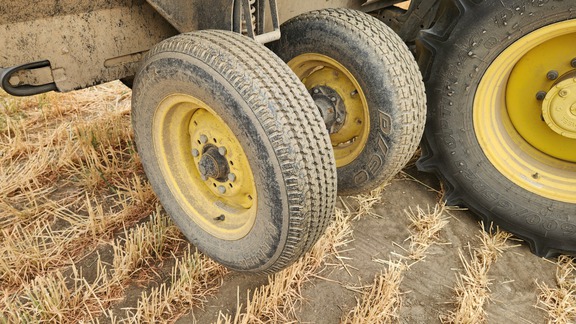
[[474, 20, 576, 204], [288, 53, 369, 167], [153, 94, 257, 240]]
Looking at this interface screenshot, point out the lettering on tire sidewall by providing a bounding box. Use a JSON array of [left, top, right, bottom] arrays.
[[353, 110, 392, 185]]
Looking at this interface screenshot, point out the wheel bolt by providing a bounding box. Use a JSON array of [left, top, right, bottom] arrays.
[[192, 149, 200, 157], [547, 70, 559, 80], [330, 97, 337, 102], [559, 89, 569, 98], [199, 134, 208, 144], [571, 58, 576, 68], [218, 147, 227, 156], [228, 173, 237, 182], [536, 91, 547, 101], [313, 88, 320, 94], [218, 185, 226, 194]]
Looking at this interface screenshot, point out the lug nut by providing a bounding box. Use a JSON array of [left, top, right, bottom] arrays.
[[330, 97, 337, 102], [218, 147, 227, 156], [218, 185, 227, 194], [571, 58, 576, 68], [536, 91, 547, 101], [199, 134, 208, 144], [547, 70, 559, 80], [192, 149, 200, 157], [228, 173, 237, 182], [313, 88, 320, 94]]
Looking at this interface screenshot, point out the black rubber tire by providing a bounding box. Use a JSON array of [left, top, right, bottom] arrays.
[[271, 8, 426, 196], [132, 30, 337, 273], [416, 0, 576, 257]]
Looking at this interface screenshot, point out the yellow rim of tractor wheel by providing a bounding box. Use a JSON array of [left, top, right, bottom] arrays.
[[288, 53, 370, 167], [153, 94, 257, 240], [474, 20, 576, 204]]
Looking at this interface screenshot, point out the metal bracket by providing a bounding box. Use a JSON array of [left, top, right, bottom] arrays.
[[233, 0, 281, 44], [0, 60, 57, 97]]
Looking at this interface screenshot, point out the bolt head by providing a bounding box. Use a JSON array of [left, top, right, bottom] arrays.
[[571, 58, 576, 68], [218, 185, 226, 194], [218, 147, 227, 156], [330, 97, 337, 102], [228, 173, 237, 182], [313, 88, 320, 94], [559, 89, 569, 98], [192, 149, 200, 157], [547, 70, 559, 80], [199, 134, 208, 144], [536, 91, 547, 101]]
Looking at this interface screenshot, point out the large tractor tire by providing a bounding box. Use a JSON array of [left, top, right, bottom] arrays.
[[272, 9, 426, 196], [417, 0, 576, 256], [131, 30, 337, 273]]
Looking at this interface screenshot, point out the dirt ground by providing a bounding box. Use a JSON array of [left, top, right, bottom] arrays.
[[1, 83, 572, 323], [183, 168, 558, 323]]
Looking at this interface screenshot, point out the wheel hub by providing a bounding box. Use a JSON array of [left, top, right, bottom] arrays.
[[198, 146, 230, 181], [310, 85, 347, 133], [288, 53, 370, 167], [542, 78, 576, 139]]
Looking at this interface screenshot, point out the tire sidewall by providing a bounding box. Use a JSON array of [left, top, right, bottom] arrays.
[[132, 52, 290, 271], [424, 0, 576, 246]]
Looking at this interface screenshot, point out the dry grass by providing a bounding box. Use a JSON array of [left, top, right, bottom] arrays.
[[343, 261, 404, 324], [343, 204, 449, 323], [120, 248, 228, 324], [1, 208, 184, 323], [1, 79, 569, 323], [217, 207, 354, 324], [0, 84, 188, 322], [537, 256, 576, 323], [1, 256, 116, 323], [350, 183, 388, 220], [441, 225, 514, 323]]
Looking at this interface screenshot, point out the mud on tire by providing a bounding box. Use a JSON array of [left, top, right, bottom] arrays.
[[132, 30, 337, 273]]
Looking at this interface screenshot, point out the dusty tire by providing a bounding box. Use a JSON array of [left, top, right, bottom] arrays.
[[132, 30, 337, 273], [417, 0, 576, 256], [271, 8, 426, 196]]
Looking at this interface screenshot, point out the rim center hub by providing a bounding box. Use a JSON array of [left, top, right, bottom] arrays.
[[542, 77, 576, 139], [198, 146, 230, 181], [310, 85, 347, 133]]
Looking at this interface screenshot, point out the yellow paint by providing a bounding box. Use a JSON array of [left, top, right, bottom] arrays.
[[474, 20, 576, 203], [153, 94, 257, 240], [289, 53, 370, 167]]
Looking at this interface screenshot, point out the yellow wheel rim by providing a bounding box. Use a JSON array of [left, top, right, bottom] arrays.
[[288, 53, 369, 167], [474, 20, 576, 204], [153, 94, 257, 240]]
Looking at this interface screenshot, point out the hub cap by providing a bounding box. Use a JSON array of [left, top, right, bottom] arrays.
[[542, 78, 576, 139]]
